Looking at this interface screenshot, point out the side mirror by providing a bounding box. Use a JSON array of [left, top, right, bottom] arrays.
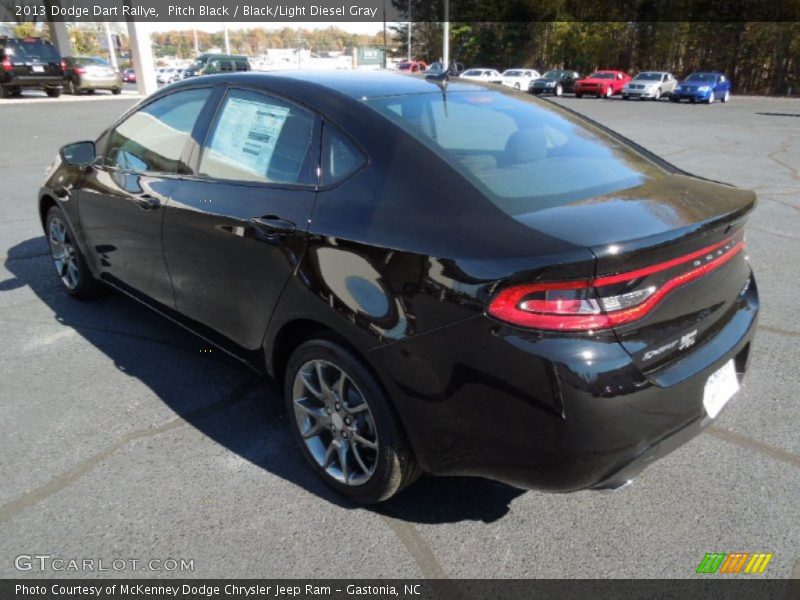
[[60, 141, 95, 166]]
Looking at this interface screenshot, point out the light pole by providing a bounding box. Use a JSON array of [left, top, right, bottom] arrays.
[[103, 22, 118, 70], [408, 0, 412, 61], [223, 22, 230, 54], [443, 0, 450, 69]]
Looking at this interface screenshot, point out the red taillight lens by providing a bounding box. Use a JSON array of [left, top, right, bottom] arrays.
[[487, 233, 745, 332], [2, 57, 12, 72], [60, 59, 67, 71], [74, 67, 86, 74]]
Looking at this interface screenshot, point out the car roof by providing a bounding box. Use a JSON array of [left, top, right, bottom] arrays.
[[167, 70, 488, 100]]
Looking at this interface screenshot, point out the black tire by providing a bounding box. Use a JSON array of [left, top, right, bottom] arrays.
[[0, 85, 11, 99], [554, 84, 563, 96], [65, 79, 76, 95], [284, 338, 420, 504], [575, 93, 583, 99], [86, 89, 96, 95], [111, 87, 122, 95], [45, 87, 61, 98], [45, 206, 103, 299]]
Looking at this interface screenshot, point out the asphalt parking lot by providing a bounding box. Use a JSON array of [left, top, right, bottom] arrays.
[[0, 91, 798, 580]]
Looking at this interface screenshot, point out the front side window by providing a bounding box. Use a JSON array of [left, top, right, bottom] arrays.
[[199, 88, 315, 185], [105, 87, 211, 174]]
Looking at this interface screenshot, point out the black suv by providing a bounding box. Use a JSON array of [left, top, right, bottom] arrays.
[[0, 37, 64, 98]]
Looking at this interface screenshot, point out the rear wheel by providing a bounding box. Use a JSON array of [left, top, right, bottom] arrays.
[[86, 89, 96, 95], [45, 207, 103, 299], [65, 79, 76, 95], [721, 90, 730, 103], [111, 87, 122, 95], [285, 338, 420, 504], [0, 85, 11, 99], [575, 92, 583, 98], [45, 87, 61, 98]]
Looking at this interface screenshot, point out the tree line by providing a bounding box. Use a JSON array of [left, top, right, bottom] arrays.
[[395, 21, 799, 96]]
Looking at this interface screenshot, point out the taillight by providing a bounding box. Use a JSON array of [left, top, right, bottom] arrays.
[[487, 233, 745, 332], [60, 59, 67, 71], [74, 67, 86, 74], [2, 57, 12, 72]]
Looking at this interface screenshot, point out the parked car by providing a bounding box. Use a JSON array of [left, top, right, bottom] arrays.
[[397, 60, 427, 73], [425, 61, 464, 77], [500, 68, 541, 91], [183, 54, 251, 78], [622, 71, 677, 100], [0, 36, 63, 98], [40, 72, 758, 504], [459, 68, 502, 83], [121, 68, 136, 84], [671, 72, 731, 103], [156, 67, 178, 84], [529, 69, 580, 96], [63, 57, 122, 95], [574, 70, 631, 98]]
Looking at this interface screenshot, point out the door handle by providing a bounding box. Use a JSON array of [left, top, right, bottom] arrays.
[[134, 195, 161, 211], [248, 216, 296, 237]]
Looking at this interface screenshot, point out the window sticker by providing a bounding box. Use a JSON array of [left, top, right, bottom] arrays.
[[206, 96, 290, 180]]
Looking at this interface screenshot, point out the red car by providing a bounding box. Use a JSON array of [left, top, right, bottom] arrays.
[[121, 68, 136, 83], [574, 70, 630, 98], [398, 60, 427, 73]]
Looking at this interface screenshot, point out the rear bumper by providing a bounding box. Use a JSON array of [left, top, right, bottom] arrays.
[[370, 272, 759, 492], [2, 76, 62, 89], [79, 76, 123, 89]]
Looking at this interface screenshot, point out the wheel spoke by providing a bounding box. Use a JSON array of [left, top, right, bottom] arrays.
[[301, 370, 323, 400], [294, 397, 326, 419], [337, 441, 350, 483], [348, 401, 369, 414], [301, 418, 326, 440], [322, 441, 337, 469], [335, 370, 347, 403], [351, 439, 370, 475], [315, 361, 331, 395], [352, 432, 377, 450]]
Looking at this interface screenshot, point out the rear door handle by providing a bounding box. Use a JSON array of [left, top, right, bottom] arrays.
[[248, 216, 296, 237]]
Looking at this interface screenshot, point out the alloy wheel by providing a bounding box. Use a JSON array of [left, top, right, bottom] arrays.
[[48, 217, 80, 290], [555, 84, 562, 96], [292, 359, 379, 486], [708, 91, 715, 104]]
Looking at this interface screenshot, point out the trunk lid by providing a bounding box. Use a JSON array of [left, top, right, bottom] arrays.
[[516, 174, 756, 373]]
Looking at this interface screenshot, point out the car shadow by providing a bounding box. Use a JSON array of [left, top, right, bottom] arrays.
[[3, 236, 525, 524]]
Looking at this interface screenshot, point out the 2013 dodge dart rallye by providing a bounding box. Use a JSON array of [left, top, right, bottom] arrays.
[[39, 72, 758, 503]]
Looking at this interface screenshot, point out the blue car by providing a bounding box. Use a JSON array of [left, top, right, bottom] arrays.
[[671, 72, 731, 104]]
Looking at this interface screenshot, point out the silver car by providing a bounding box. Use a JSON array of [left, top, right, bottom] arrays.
[[622, 71, 677, 100]]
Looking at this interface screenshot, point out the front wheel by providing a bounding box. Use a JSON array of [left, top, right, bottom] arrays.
[[514, 82, 520, 91], [604, 86, 613, 98], [285, 339, 420, 504], [554, 84, 563, 96], [721, 90, 730, 103], [707, 91, 715, 104], [653, 88, 661, 101], [45, 207, 103, 298]]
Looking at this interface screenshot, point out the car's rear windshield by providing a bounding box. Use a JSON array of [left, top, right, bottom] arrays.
[[687, 73, 717, 82], [635, 72, 661, 80], [5, 39, 60, 62], [74, 57, 106, 66], [367, 91, 656, 215], [589, 72, 615, 79]]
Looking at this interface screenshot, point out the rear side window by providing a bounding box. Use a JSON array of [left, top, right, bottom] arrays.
[[105, 88, 211, 174], [321, 124, 366, 185], [368, 91, 653, 215], [199, 88, 315, 185]]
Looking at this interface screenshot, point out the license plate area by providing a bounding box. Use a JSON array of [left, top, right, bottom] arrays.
[[703, 359, 739, 418], [32, 65, 44, 73]]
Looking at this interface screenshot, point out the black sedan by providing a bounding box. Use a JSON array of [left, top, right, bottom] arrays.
[[39, 71, 759, 503]]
